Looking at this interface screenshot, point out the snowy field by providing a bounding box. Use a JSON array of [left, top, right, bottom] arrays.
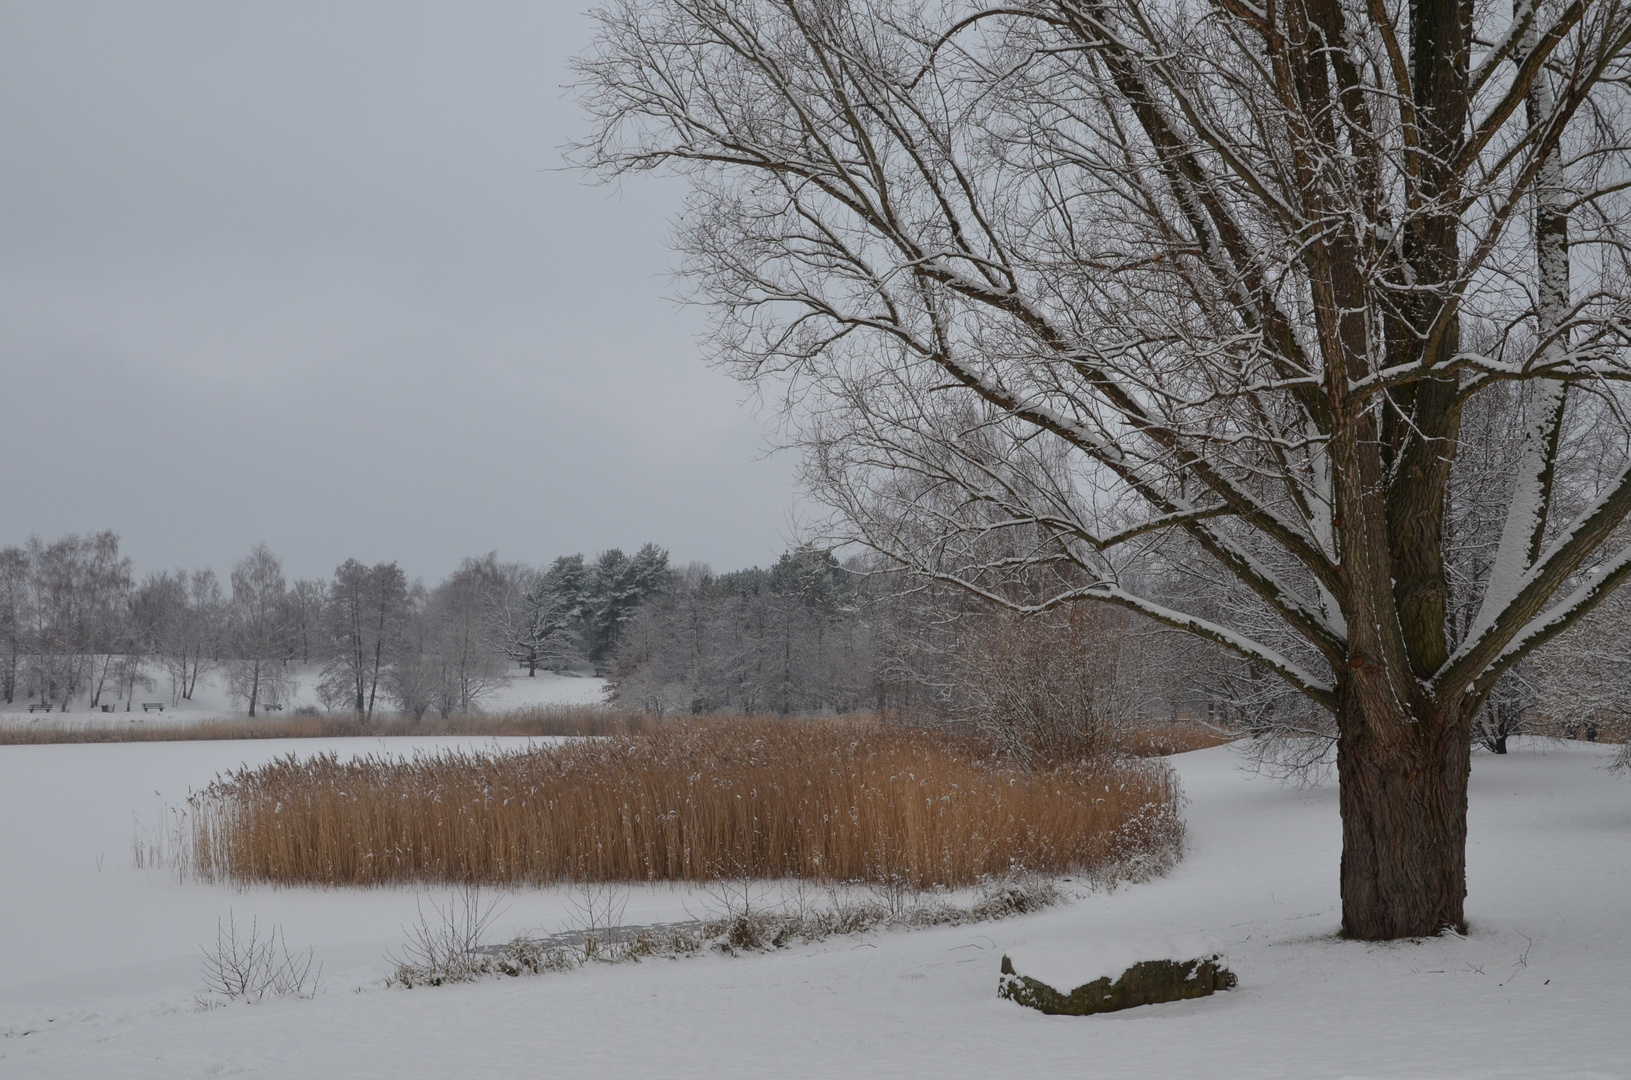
[[0, 666, 607, 731], [1, 738, 1627, 1079]]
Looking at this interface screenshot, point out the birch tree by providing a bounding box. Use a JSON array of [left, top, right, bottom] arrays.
[[577, 0, 1631, 938]]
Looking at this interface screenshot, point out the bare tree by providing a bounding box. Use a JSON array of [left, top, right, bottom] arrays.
[[284, 578, 328, 666], [12, 532, 133, 710], [226, 544, 292, 717], [577, 0, 1631, 938], [318, 560, 410, 723], [137, 568, 224, 704], [422, 557, 508, 717], [0, 546, 28, 705]]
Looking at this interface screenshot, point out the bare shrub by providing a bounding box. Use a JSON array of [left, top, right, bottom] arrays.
[[563, 883, 631, 962], [200, 911, 321, 1002], [184, 718, 1183, 889], [386, 885, 504, 987], [965, 876, 1064, 923], [952, 608, 1131, 765], [917, 605, 1240, 764]]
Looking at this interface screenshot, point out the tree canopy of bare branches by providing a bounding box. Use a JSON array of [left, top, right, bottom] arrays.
[[576, 0, 1631, 938]]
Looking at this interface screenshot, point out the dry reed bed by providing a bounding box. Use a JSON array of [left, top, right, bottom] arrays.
[[1115, 721, 1239, 757], [0, 705, 654, 745], [187, 719, 1183, 890]]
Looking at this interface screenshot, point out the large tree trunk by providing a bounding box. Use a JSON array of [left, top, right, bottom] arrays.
[[1336, 682, 1473, 939]]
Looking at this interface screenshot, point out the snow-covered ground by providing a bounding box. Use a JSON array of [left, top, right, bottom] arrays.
[[2, 738, 1627, 1079], [0, 665, 607, 729]]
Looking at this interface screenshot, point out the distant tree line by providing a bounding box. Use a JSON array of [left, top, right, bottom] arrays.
[[3, 530, 1627, 759], [608, 547, 872, 714], [0, 534, 671, 720]]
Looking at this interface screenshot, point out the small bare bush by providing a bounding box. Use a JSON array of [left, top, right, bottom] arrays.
[[386, 885, 504, 987], [185, 718, 1183, 889], [564, 883, 631, 962], [953, 608, 1131, 765], [200, 911, 321, 1002]]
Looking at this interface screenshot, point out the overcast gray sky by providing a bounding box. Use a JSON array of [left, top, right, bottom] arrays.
[[0, 1, 800, 582]]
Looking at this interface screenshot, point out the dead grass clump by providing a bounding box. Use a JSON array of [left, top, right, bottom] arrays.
[[387, 875, 1070, 988], [187, 718, 1182, 890]]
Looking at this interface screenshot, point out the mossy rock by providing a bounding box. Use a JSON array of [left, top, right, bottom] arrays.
[[999, 953, 1236, 1015]]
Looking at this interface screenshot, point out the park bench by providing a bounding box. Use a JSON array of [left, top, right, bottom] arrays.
[[28, 702, 52, 713], [141, 702, 165, 713], [263, 703, 284, 711], [100, 704, 114, 713]]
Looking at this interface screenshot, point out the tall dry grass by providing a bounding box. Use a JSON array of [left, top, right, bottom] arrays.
[[1115, 720, 1239, 757], [0, 705, 654, 745], [186, 718, 1182, 890]]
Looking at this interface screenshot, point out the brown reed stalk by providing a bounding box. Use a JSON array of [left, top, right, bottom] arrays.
[[186, 719, 1183, 889]]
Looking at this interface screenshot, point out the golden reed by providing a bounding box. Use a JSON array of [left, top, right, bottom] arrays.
[[186, 718, 1182, 889], [0, 705, 654, 744]]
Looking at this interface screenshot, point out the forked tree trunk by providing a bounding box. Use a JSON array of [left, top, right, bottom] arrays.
[[1335, 682, 1474, 939]]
